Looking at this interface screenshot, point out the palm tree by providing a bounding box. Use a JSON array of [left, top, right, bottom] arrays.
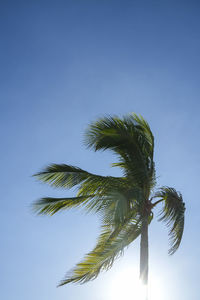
[[33, 113, 185, 299]]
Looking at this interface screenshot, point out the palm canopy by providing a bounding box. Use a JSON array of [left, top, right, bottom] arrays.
[[33, 113, 185, 286]]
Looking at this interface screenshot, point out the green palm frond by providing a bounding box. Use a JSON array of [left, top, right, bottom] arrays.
[[33, 164, 136, 218], [33, 164, 88, 188], [154, 187, 185, 255], [33, 164, 123, 190], [84, 114, 155, 189], [33, 195, 94, 215], [130, 113, 154, 158], [59, 216, 142, 286]]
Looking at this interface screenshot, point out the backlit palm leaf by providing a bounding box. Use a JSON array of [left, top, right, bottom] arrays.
[[84, 113, 156, 191], [59, 216, 142, 285], [34, 165, 136, 219], [34, 164, 124, 191], [154, 187, 185, 255], [33, 195, 94, 215]]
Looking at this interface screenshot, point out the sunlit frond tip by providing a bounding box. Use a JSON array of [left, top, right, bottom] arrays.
[[155, 187, 185, 255]]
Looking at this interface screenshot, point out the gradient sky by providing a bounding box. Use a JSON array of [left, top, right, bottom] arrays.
[[1, 1, 200, 299]]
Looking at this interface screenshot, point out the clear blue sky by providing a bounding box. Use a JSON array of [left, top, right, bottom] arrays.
[[1, 1, 200, 299]]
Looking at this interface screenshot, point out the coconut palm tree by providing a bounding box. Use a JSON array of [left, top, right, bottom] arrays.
[[33, 113, 185, 299]]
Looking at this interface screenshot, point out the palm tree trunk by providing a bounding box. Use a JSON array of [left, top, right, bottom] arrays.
[[140, 216, 149, 300]]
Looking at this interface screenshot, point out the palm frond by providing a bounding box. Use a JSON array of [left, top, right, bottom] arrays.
[[33, 196, 94, 215], [84, 114, 155, 189], [33, 164, 123, 190], [130, 113, 154, 158], [33, 164, 88, 188], [59, 216, 142, 286], [154, 187, 185, 255], [33, 164, 136, 217]]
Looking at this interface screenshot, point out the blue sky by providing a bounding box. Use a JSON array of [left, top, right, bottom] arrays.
[[1, 1, 200, 299]]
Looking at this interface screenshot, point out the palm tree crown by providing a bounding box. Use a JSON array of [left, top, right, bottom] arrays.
[[33, 113, 185, 289]]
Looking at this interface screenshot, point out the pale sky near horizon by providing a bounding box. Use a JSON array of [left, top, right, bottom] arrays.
[[1, 1, 200, 299]]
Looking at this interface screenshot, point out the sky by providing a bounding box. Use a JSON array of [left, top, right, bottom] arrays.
[[1, 0, 200, 299]]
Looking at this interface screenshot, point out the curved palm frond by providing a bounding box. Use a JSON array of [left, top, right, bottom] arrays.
[[154, 187, 185, 255], [131, 113, 154, 158], [59, 215, 142, 285], [84, 113, 156, 190]]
